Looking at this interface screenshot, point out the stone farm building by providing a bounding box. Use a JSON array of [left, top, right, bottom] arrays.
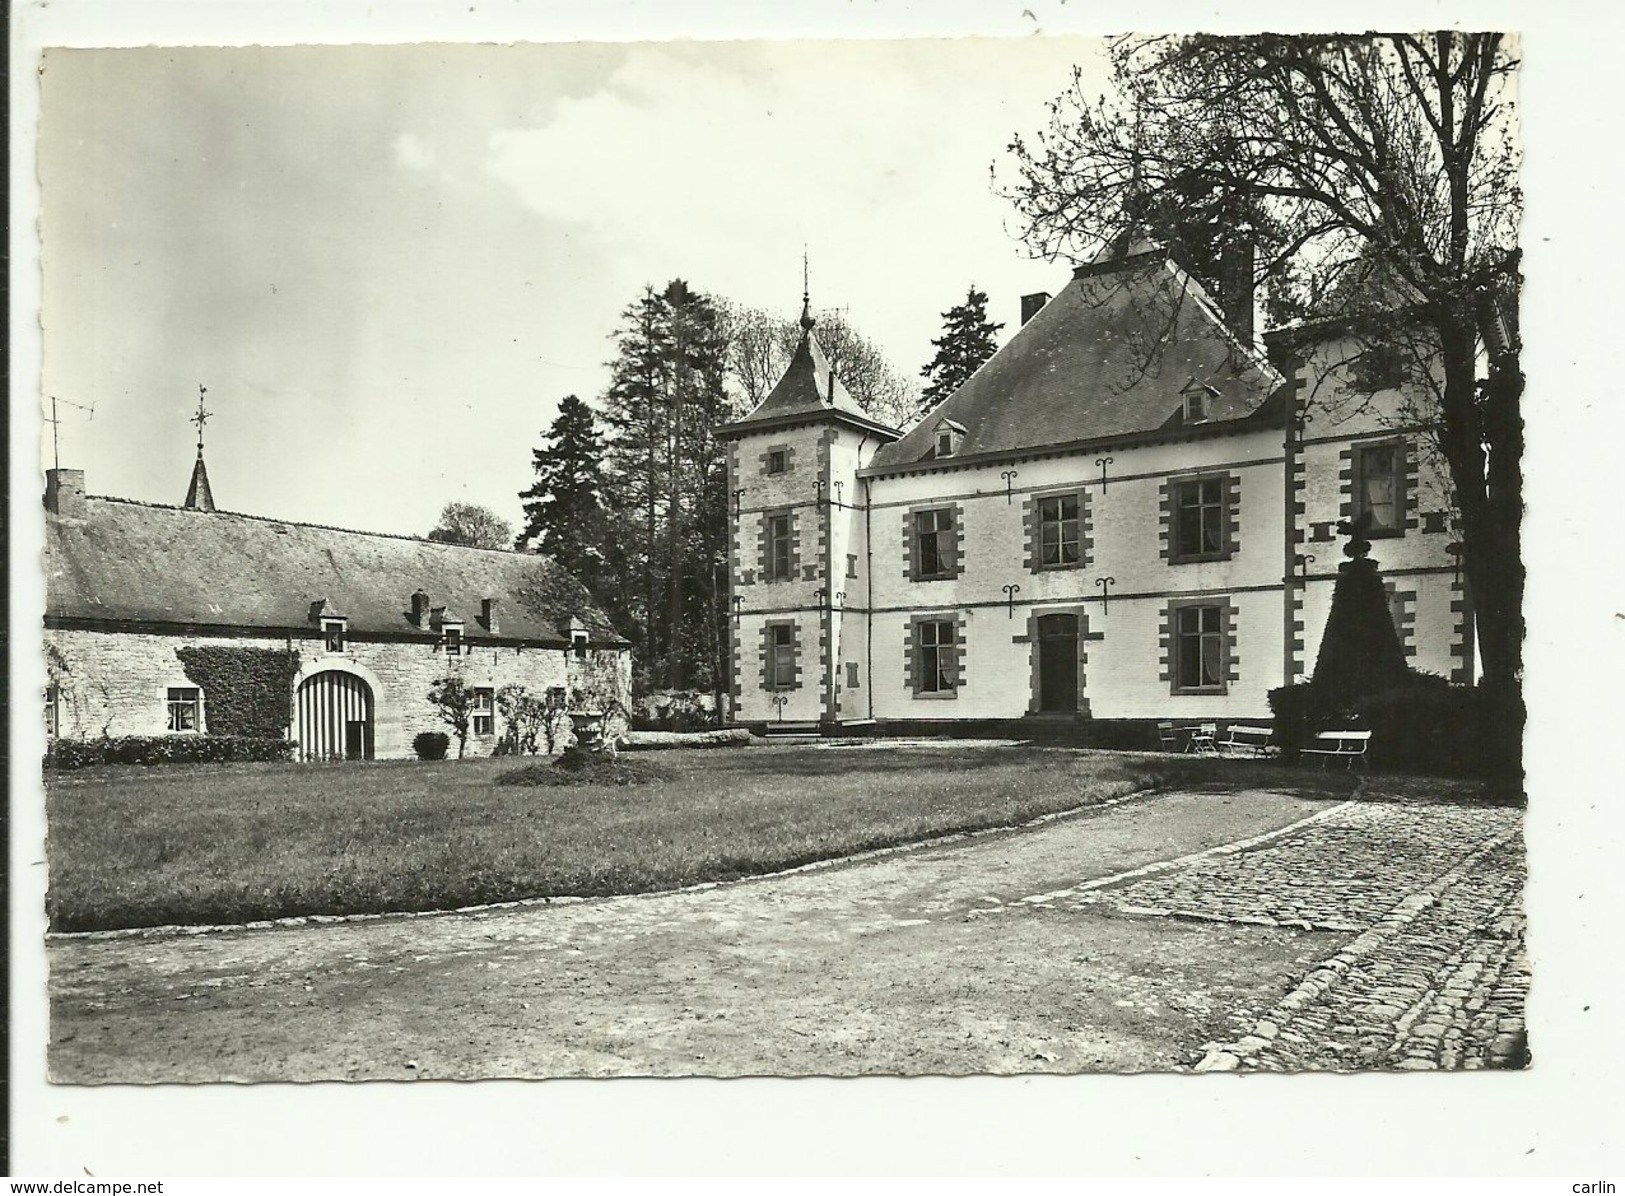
[[721, 243, 1469, 738], [43, 466, 631, 759]]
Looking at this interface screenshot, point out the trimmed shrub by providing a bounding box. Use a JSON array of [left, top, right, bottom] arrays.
[[44, 735, 293, 770], [412, 731, 450, 761], [1360, 675, 1491, 777], [1267, 683, 1316, 763]]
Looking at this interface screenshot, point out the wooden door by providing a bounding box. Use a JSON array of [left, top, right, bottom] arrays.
[[296, 671, 374, 761], [1037, 613, 1080, 713]]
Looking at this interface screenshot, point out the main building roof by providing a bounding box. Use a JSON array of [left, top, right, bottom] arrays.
[[868, 248, 1285, 472], [45, 495, 626, 645]]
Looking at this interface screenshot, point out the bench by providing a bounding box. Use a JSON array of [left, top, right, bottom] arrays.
[[1300, 729, 1371, 769], [1217, 725, 1275, 758]]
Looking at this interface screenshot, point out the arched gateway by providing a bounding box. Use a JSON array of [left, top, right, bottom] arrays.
[[295, 669, 375, 761]]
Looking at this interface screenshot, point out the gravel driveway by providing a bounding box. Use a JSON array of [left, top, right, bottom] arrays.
[[48, 786, 1515, 1082]]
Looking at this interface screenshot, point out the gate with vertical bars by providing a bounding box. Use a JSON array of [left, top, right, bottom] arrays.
[[295, 670, 374, 761]]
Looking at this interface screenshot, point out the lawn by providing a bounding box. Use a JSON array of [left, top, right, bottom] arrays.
[[43, 743, 1356, 932]]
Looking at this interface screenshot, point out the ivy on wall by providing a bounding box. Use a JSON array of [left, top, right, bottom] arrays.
[[176, 645, 301, 738]]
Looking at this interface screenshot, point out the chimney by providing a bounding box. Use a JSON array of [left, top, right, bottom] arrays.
[[482, 598, 500, 635], [1218, 236, 1261, 347], [44, 468, 86, 517], [411, 590, 431, 627], [1020, 292, 1051, 326]]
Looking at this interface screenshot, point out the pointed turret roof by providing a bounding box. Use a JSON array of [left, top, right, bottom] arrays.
[[184, 452, 216, 512], [720, 306, 901, 440]]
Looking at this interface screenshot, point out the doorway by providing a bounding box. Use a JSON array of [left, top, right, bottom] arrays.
[[1036, 612, 1080, 713]]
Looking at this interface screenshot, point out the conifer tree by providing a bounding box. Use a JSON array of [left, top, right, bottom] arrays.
[[515, 395, 609, 593], [918, 286, 1004, 414]]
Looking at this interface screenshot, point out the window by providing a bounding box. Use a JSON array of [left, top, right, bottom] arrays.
[[547, 686, 567, 706], [1173, 478, 1225, 560], [845, 661, 860, 689], [472, 687, 495, 737], [1354, 441, 1404, 536], [769, 624, 796, 690], [933, 419, 965, 459], [915, 508, 953, 579], [937, 430, 954, 457], [767, 513, 793, 581], [1037, 494, 1081, 567], [45, 685, 58, 738], [767, 449, 787, 475], [443, 626, 462, 656], [846, 553, 858, 579], [321, 617, 347, 653], [572, 629, 589, 658], [1174, 605, 1225, 691], [917, 620, 957, 693], [166, 686, 202, 733], [1183, 391, 1206, 423]]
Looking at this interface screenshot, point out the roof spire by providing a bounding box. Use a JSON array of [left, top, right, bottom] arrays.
[[184, 384, 216, 512], [800, 246, 815, 332]]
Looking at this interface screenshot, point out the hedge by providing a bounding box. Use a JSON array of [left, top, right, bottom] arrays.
[[1268, 673, 1492, 778], [45, 735, 294, 770]]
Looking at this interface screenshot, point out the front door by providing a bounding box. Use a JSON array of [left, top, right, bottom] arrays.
[[345, 720, 368, 760], [1037, 613, 1080, 713]]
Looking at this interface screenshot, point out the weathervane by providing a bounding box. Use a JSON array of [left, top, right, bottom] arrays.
[[800, 245, 814, 331], [190, 384, 213, 456]]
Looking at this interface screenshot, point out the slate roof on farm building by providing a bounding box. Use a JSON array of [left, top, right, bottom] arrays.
[[867, 247, 1286, 473], [45, 492, 626, 645]]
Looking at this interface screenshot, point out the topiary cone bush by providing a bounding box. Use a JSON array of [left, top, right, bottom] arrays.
[[1309, 514, 1410, 721]]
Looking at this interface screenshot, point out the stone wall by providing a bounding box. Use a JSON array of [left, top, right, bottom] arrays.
[[45, 626, 631, 759]]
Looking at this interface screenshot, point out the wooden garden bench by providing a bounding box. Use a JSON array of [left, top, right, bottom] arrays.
[[1300, 729, 1371, 769], [1216, 725, 1275, 758]]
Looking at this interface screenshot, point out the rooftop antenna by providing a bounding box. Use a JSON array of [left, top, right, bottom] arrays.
[[190, 384, 213, 456], [45, 394, 97, 472]]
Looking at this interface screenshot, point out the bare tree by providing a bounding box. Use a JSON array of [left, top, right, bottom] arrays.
[[1003, 33, 1524, 767]]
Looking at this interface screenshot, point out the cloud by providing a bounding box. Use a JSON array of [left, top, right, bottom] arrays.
[[394, 131, 437, 172], [482, 39, 1104, 361]]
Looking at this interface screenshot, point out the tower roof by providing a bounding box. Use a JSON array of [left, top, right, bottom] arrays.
[[184, 452, 216, 512], [721, 322, 900, 440]]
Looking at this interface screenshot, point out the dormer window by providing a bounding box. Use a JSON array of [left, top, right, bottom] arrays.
[[933, 419, 967, 459], [321, 617, 348, 654], [572, 629, 589, 658], [1182, 380, 1217, 425], [443, 626, 463, 656]]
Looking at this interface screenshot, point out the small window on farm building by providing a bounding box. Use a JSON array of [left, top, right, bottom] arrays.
[[768, 624, 797, 690], [1353, 441, 1405, 537], [44, 685, 58, 738], [1172, 477, 1227, 561], [913, 508, 954, 579], [472, 687, 495, 737], [572, 629, 589, 658], [547, 686, 567, 706], [916, 620, 957, 693], [443, 626, 463, 656], [321, 617, 347, 653], [166, 686, 202, 733], [766, 449, 788, 475]]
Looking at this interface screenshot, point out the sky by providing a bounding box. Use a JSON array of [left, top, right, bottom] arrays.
[[38, 36, 1110, 537]]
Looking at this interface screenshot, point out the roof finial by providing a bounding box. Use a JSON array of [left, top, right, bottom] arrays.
[[190, 384, 212, 457], [800, 246, 815, 332]]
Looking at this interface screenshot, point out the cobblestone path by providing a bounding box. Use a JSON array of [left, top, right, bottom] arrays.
[[1018, 798, 1527, 1072]]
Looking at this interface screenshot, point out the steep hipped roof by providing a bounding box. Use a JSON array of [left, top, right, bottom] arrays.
[[184, 453, 215, 512], [722, 320, 899, 438], [868, 249, 1284, 472], [45, 496, 626, 645]]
